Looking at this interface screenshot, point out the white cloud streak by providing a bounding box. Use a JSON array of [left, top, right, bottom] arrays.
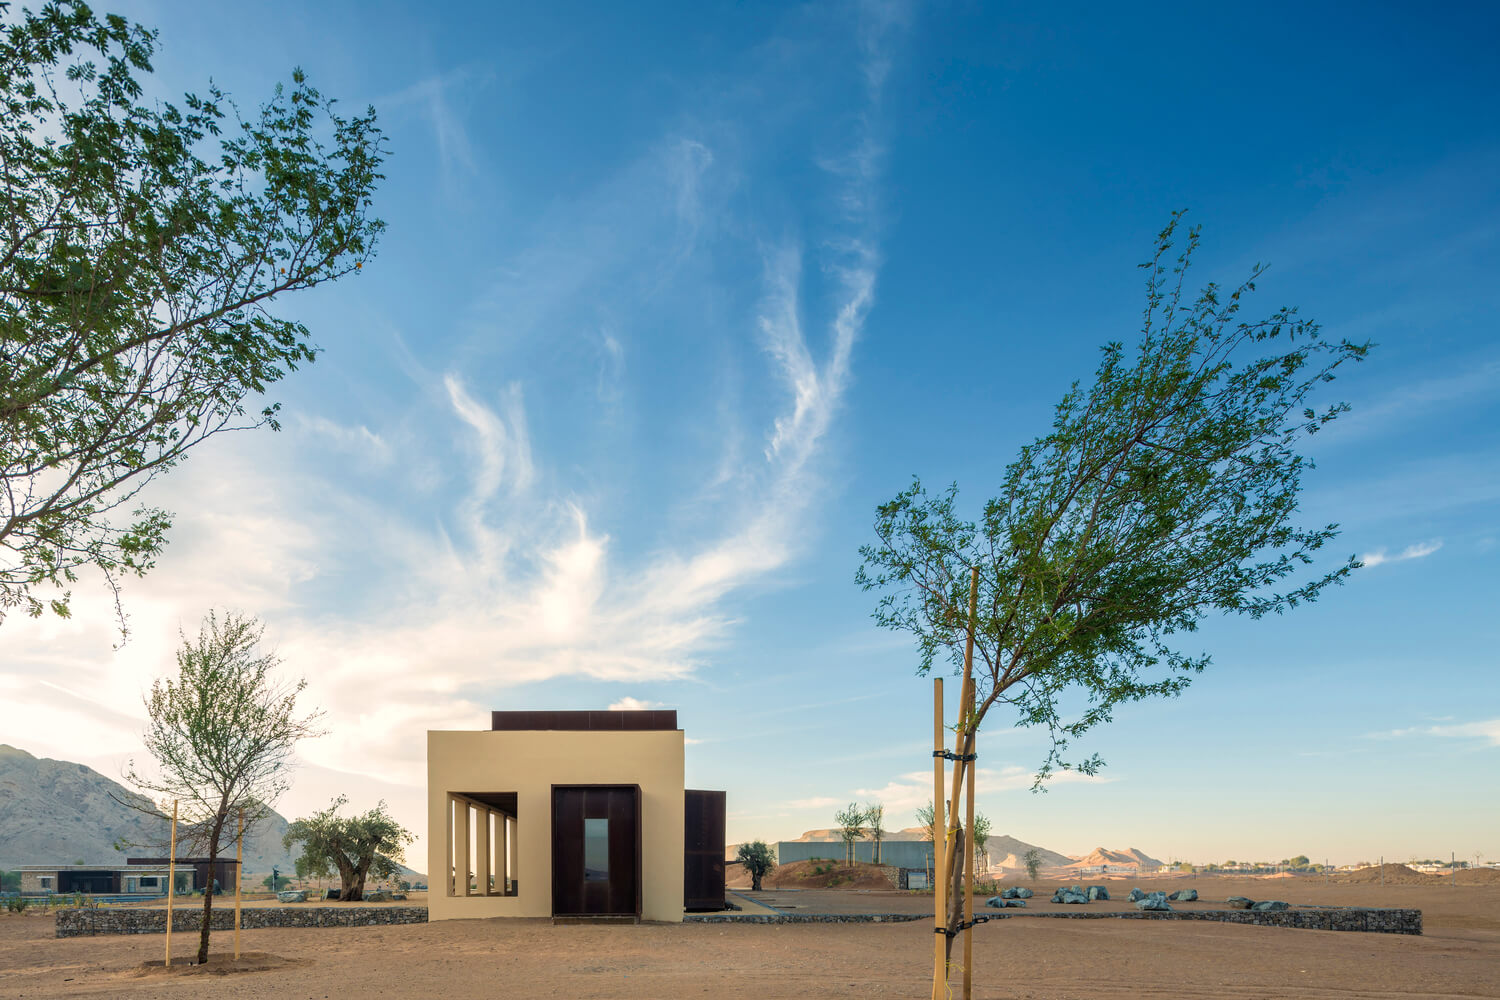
[[1373, 718, 1500, 747], [1360, 539, 1443, 568]]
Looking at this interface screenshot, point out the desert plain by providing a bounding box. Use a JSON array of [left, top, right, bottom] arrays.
[[1, 871, 1497, 999]]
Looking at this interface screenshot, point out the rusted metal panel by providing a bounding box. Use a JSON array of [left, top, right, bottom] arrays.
[[683, 789, 726, 911], [491, 710, 678, 731]]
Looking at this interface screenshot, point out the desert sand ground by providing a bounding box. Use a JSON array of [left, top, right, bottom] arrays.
[[1, 875, 1496, 999]]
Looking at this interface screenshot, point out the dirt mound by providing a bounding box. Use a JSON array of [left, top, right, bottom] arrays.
[[1331, 864, 1435, 885], [124, 952, 303, 978], [727, 859, 894, 890], [1064, 846, 1162, 870]]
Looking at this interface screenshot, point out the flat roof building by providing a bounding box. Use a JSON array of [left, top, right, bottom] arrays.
[[428, 710, 724, 923]]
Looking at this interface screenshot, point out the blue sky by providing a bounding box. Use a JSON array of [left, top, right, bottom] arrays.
[[4, 1, 1497, 869]]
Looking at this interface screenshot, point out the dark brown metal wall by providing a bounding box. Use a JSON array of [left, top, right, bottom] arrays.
[[683, 789, 726, 911], [550, 785, 641, 917], [492, 710, 678, 731]]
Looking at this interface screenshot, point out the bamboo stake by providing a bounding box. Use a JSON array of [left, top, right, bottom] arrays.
[[235, 807, 243, 960], [963, 682, 977, 1000], [931, 676, 945, 1000], [165, 800, 177, 968], [937, 570, 982, 983]]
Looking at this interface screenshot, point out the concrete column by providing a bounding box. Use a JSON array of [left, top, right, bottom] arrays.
[[445, 795, 456, 896], [453, 798, 470, 896], [475, 806, 491, 895], [497, 812, 509, 892]]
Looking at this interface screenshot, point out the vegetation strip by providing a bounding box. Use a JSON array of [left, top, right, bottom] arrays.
[[56, 906, 429, 938], [1009, 908, 1422, 935], [686, 913, 926, 924]]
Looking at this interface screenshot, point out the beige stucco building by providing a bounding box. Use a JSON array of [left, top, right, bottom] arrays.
[[427, 709, 724, 923]]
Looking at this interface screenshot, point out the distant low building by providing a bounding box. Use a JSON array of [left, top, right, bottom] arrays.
[[16, 858, 237, 895]]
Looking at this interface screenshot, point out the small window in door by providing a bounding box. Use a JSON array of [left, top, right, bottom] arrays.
[[584, 818, 609, 882]]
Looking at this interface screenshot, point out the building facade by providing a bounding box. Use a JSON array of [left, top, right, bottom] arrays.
[[16, 858, 235, 895], [428, 709, 723, 923]]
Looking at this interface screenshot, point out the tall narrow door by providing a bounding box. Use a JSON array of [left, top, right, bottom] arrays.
[[551, 786, 640, 917]]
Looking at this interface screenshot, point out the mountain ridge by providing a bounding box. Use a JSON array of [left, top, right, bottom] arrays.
[[0, 743, 299, 874]]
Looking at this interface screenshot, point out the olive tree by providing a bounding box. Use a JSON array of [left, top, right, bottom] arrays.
[[0, 1, 385, 633], [858, 215, 1368, 977], [736, 840, 776, 892], [283, 797, 413, 902], [125, 610, 322, 964], [834, 802, 865, 867], [864, 801, 886, 865]]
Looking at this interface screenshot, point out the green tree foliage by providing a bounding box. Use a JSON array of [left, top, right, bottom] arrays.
[[0, 869, 19, 893], [864, 801, 885, 865], [916, 801, 936, 843], [735, 840, 776, 892], [283, 796, 413, 903], [971, 812, 991, 864], [858, 216, 1368, 785], [833, 802, 865, 867], [261, 872, 291, 892], [124, 610, 322, 963], [1022, 847, 1042, 882], [0, 1, 386, 632], [1289, 854, 1311, 868]]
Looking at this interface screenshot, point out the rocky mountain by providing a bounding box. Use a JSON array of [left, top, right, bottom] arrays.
[[0, 744, 299, 874], [1064, 846, 1165, 870], [983, 835, 1075, 871]]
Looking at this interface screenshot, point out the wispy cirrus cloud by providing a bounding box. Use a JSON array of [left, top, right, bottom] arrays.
[[1371, 718, 1500, 747], [854, 766, 1112, 820], [1359, 539, 1443, 568]]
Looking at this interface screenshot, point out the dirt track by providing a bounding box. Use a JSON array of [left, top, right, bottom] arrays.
[[1, 877, 1496, 999]]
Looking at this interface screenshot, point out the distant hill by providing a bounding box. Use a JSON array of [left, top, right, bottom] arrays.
[[0, 744, 299, 873], [984, 835, 1074, 871], [1063, 846, 1165, 870]]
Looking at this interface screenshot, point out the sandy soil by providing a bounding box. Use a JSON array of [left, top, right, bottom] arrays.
[[1, 876, 1496, 999]]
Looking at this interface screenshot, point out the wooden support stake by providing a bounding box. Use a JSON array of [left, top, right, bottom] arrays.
[[235, 807, 244, 959], [931, 676, 945, 1000], [963, 678, 977, 1000], [165, 800, 177, 968]]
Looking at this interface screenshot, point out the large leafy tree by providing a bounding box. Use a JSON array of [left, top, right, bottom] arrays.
[[125, 610, 322, 965], [0, 1, 386, 631], [735, 840, 776, 892], [284, 796, 413, 903], [858, 216, 1368, 981], [833, 802, 865, 867]]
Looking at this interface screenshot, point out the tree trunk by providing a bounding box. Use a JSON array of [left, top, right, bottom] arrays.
[[943, 825, 966, 968], [336, 855, 360, 901], [196, 857, 215, 964], [751, 869, 763, 891]]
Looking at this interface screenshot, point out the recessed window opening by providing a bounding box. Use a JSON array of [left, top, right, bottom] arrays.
[[446, 792, 518, 898], [584, 818, 609, 882]]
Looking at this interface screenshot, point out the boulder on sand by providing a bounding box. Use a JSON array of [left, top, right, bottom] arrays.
[[1135, 894, 1172, 911], [276, 890, 307, 903], [1167, 889, 1197, 901], [1086, 885, 1110, 901], [1127, 888, 1146, 902], [1250, 900, 1289, 912], [1226, 896, 1254, 909], [1051, 887, 1089, 904]]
